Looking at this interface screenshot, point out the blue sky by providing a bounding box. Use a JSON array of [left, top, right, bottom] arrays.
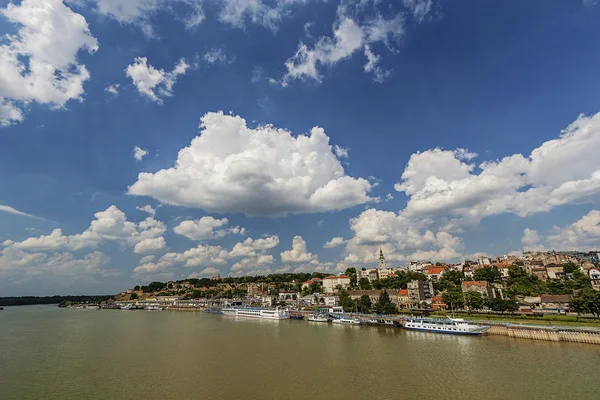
[[2, 0, 600, 296]]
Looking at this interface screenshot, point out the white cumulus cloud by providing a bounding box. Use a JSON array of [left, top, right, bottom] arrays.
[[323, 237, 346, 248], [394, 111, 600, 223], [105, 84, 120, 95], [128, 111, 373, 216], [134, 237, 166, 254], [133, 146, 149, 161], [280, 236, 317, 263], [136, 205, 156, 217], [126, 57, 190, 103], [0, 0, 98, 126], [173, 216, 245, 240]]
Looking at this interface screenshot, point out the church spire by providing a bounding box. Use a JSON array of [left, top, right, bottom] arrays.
[[379, 246, 386, 269]]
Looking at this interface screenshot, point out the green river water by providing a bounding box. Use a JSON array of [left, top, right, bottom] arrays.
[[1, 305, 599, 400]]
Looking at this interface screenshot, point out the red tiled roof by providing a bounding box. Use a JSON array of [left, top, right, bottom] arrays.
[[428, 266, 446, 275], [398, 289, 408, 296], [323, 275, 349, 279]]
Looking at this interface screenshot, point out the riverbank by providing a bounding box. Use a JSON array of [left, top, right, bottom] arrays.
[[428, 311, 600, 327]]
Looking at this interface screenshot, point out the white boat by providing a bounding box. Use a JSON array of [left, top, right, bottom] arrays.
[[221, 307, 239, 316], [120, 304, 133, 310], [145, 305, 162, 311], [307, 314, 329, 322], [332, 317, 361, 325], [404, 317, 489, 335], [233, 307, 290, 320]]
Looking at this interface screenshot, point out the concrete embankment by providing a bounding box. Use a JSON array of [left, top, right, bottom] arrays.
[[483, 324, 600, 344]]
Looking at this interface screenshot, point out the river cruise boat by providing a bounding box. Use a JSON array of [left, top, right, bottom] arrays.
[[404, 317, 489, 335], [145, 305, 162, 311], [232, 307, 290, 320], [332, 317, 361, 325], [307, 313, 329, 322]]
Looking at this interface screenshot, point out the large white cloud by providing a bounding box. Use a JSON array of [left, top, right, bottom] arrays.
[[128, 111, 373, 216], [395, 112, 600, 223], [126, 57, 190, 103], [0, 0, 98, 126], [173, 216, 245, 240]]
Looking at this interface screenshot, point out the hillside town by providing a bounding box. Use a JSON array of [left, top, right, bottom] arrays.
[[117, 248, 600, 317]]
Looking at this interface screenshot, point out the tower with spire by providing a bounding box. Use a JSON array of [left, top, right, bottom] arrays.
[[379, 246, 386, 270]]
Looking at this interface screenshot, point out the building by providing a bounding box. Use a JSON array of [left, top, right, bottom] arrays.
[[431, 295, 447, 310], [461, 281, 496, 299], [427, 266, 446, 282], [477, 256, 492, 266], [301, 278, 322, 290], [587, 267, 600, 291], [406, 260, 433, 272], [407, 280, 434, 304], [397, 289, 410, 309], [546, 265, 564, 280], [322, 296, 339, 307], [322, 275, 351, 293], [357, 247, 396, 282], [540, 294, 572, 314], [348, 290, 382, 305]]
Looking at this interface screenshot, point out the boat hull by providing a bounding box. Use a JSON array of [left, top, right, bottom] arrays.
[[404, 326, 484, 336]]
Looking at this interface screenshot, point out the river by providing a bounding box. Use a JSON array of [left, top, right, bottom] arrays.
[[1, 305, 599, 400]]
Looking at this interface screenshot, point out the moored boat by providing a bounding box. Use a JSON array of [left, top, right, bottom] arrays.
[[307, 313, 329, 322], [403, 317, 489, 335], [145, 305, 162, 311], [332, 317, 361, 325], [233, 307, 289, 320]]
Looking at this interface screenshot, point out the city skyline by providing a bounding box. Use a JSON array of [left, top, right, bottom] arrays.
[[2, 0, 600, 295]]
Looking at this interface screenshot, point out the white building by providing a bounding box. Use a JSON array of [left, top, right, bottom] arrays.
[[322, 275, 351, 293]]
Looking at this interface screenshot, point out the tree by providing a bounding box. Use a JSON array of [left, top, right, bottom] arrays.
[[464, 291, 484, 314], [359, 278, 372, 290], [571, 288, 600, 318], [357, 294, 372, 313], [435, 270, 463, 291], [442, 286, 464, 310], [133, 285, 140, 291], [562, 262, 578, 274], [130, 293, 138, 300], [345, 267, 358, 289], [435, 262, 442, 266], [339, 290, 355, 312], [375, 290, 397, 315], [473, 267, 500, 283]]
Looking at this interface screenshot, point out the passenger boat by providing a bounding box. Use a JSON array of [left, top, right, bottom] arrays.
[[307, 313, 329, 323], [119, 304, 133, 310], [233, 307, 290, 320], [332, 317, 361, 325], [403, 317, 489, 335], [221, 306, 239, 316], [145, 305, 162, 311]]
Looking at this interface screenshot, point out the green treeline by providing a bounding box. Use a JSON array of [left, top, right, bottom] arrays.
[[0, 295, 113, 307]]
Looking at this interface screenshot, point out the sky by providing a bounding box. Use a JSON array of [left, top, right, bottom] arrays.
[[2, 0, 600, 296]]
